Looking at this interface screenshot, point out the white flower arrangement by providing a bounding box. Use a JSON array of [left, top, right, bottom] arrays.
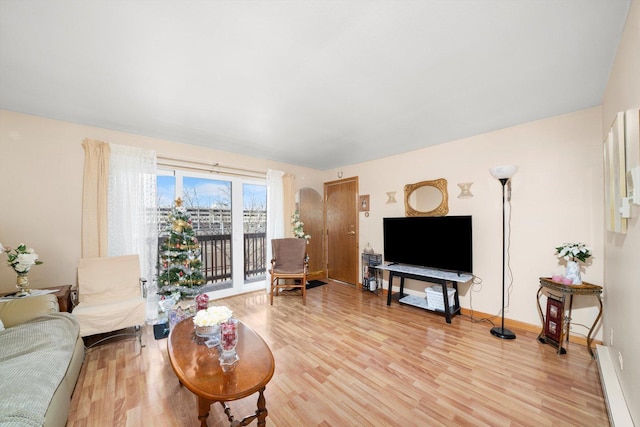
[[291, 211, 310, 240], [2, 243, 43, 273], [555, 242, 592, 263], [193, 305, 233, 327]]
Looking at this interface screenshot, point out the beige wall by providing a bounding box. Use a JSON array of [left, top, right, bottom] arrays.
[[0, 110, 324, 293], [1, 107, 605, 334], [323, 107, 605, 334], [602, 0, 640, 423], [3, 15, 632, 410]]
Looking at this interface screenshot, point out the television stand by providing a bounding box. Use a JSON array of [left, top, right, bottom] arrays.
[[377, 264, 473, 323]]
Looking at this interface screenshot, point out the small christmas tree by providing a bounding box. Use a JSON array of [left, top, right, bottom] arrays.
[[157, 198, 206, 298]]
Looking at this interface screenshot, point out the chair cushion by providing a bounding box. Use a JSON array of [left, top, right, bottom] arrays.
[[77, 255, 141, 305], [72, 296, 145, 337], [272, 238, 306, 273]]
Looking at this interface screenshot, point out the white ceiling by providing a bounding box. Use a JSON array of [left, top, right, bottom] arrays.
[[0, 1, 631, 170]]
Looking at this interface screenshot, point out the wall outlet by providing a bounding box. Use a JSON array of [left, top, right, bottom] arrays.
[[618, 352, 624, 371], [610, 328, 614, 346]]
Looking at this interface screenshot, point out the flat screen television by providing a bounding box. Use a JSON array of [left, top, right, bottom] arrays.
[[383, 216, 473, 274]]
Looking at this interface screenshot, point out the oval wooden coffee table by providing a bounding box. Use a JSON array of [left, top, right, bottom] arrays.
[[167, 317, 275, 426]]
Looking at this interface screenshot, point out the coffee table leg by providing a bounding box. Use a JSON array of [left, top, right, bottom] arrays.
[[198, 397, 212, 427], [256, 387, 268, 426]]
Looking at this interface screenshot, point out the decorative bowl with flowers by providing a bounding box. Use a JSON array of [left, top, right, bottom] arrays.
[[193, 305, 233, 338]]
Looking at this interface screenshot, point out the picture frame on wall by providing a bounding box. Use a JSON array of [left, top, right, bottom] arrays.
[[623, 109, 640, 206], [625, 109, 639, 170], [359, 195, 370, 212], [604, 111, 627, 233]]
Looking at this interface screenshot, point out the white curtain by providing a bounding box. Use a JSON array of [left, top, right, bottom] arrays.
[[107, 144, 158, 320], [266, 169, 285, 292]]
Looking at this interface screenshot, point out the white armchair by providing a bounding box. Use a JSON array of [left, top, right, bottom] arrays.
[[71, 254, 147, 348]]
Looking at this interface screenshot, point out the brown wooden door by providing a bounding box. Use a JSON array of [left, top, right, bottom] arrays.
[[324, 177, 358, 285], [298, 187, 325, 280]]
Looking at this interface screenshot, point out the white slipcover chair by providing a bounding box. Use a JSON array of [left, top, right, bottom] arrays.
[[72, 254, 147, 347]]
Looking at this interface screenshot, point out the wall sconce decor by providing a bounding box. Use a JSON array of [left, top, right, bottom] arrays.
[[457, 182, 474, 199], [386, 191, 397, 203]]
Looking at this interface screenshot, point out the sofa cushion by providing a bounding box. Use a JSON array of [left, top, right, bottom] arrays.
[[0, 313, 79, 426], [0, 295, 59, 329]]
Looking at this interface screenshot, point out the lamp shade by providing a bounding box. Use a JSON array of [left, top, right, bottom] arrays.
[[489, 165, 518, 180]]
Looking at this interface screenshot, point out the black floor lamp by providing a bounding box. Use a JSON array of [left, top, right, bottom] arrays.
[[489, 165, 518, 340]]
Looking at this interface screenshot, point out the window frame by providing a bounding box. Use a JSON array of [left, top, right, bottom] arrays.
[[157, 168, 267, 297]]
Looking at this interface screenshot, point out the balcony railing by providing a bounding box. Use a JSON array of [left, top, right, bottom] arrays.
[[158, 232, 266, 284], [244, 232, 267, 280]]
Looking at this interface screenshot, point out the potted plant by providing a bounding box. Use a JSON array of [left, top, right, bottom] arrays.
[[555, 242, 592, 285]]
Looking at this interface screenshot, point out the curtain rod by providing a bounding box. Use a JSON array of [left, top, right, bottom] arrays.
[[157, 155, 266, 178]]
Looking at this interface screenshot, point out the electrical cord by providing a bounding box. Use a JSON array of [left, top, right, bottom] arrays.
[[465, 189, 516, 326], [503, 198, 514, 314], [465, 275, 496, 327]]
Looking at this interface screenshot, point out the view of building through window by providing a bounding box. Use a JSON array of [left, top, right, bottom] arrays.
[[157, 174, 267, 236]]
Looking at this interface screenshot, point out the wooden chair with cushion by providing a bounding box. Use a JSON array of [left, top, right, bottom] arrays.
[[71, 254, 147, 348], [269, 238, 308, 305]]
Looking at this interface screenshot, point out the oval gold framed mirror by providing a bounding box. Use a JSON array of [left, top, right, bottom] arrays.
[[404, 178, 449, 216]]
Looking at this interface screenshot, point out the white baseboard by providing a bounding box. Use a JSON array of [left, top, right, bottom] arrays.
[[596, 345, 634, 426]]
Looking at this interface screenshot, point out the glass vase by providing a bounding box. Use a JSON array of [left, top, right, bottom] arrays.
[[195, 293, 209, 312], [219, 318, 239, 372], [15, 272, 31, 297], [220, 318, 238, 351]]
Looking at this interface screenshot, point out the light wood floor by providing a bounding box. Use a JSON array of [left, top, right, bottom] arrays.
[[67, 281, 609, 426]]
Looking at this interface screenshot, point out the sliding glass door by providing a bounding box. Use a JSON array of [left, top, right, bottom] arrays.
[[157, 169, 267, 296]]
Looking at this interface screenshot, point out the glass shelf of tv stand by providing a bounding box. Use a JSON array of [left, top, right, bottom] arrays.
[[396, 294, 460, 315], [378, 264, 471, 323]]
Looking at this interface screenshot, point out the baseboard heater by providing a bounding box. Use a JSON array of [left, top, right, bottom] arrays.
[[596, 345, 634, 426]]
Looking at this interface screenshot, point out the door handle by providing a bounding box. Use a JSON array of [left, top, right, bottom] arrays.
[[347, 231, 355, 235]]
